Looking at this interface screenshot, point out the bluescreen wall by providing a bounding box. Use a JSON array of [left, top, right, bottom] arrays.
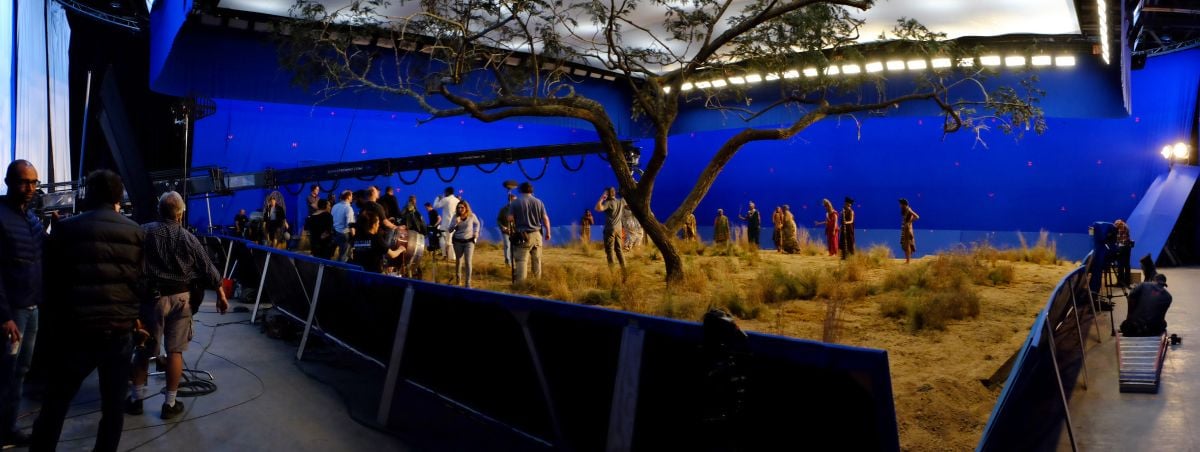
[[187, 49, 1199, 257]]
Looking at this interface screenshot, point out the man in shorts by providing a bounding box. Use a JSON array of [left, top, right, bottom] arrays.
[[128, 192, 228, 420]]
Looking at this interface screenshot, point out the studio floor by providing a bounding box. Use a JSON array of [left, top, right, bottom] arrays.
[[7, 295, 411, 452], [1062, 267, 1200, 451]]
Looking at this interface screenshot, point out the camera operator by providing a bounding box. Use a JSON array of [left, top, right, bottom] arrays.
[[1112, 219, 1134, 287]]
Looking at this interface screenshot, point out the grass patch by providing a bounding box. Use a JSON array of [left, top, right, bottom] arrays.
[[755, 266, 819, 304], [985, 263, 1016, 286], [710, 285, 765, 320], [972, 230, 1060, 265], [877, 250, 987, 332], [795, 227, 827, 256]]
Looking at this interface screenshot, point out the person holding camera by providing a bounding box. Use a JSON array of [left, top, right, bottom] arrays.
[[594, 187, 626, 269], [31, 169, 141, 451], [449, 201, 481, 287], [0, 160, 45, 448]]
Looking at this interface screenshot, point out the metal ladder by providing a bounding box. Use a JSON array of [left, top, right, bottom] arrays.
[[1117, 334, 1168, 393]]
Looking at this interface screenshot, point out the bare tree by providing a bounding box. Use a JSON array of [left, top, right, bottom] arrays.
[[280, 0, 1046, 283]]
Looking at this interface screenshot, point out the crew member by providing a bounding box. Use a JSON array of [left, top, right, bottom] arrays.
[[31, 170, 141, 451], [507, 182, 550, 284], [128, 192, 229, 420], [0, 160, 44, 448], [1121, 273, 1172, 337]]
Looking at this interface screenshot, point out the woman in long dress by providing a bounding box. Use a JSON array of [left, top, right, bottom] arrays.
[[772, 206, 784, 253], [899, 198, 920, 263], [780, 205, 801, 254], [814, 199, 839, 256]]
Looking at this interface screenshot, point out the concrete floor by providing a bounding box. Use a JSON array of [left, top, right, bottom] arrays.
[[1062, 267, 1199, 451], [9, 295, 411, 452]]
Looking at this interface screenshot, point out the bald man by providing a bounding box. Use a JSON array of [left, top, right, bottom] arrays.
[[0, 160, 44, 448]]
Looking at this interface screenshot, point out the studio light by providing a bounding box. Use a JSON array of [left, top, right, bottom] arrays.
[[744, 74, 763, 83], [930, 58, 952, 69], [1004, 56, 1026, 67], [865, 62, 884, 73], [980, 55, 1002, 66], [782, 69, 801, 79], [1161, 142, 1192, 169], [886, 60, 905, 71], [1031, 55, 1052, 66], [681, 82, 694, 91], [728, 76, 746, 85], [1173, 142, 1190, 159], [711, 79, 728, 87], [802, 67, 818, 77], [1055, 55, 1076, 66], [906, 59, 927, 70], [842, 64, 861, 74]]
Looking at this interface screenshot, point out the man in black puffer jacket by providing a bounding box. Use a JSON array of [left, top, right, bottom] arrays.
[[31, 169, 144, 452]]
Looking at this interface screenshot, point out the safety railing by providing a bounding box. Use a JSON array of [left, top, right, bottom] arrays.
[[206, 233, 902, 451], [977, 256, 1100, 451]]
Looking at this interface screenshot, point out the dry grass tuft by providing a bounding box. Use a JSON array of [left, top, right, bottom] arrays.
[[972, 230, 1060, 265], [822, 296, 847, 343], [877, 251, 986, 332], [755, 266, 820, 304], [985, 263, 1016, 286], [795, 227, 827, 256], [656, 292, 707, 321], [709, 283, 765, 320]]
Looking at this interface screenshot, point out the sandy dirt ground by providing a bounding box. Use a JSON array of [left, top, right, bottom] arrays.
[[413, 241, 1070, 451]]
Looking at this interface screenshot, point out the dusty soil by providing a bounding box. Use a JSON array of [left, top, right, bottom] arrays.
[[419, 242, 1069, 451]]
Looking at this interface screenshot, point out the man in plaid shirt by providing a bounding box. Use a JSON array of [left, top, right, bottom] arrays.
[[127, 191, 228, 420]]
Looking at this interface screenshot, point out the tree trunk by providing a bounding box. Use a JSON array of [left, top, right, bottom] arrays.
[[624, 189, 684, 283], [644, 218, 684, 283]]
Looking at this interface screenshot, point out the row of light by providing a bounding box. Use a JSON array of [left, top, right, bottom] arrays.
[[668, 54, 1078, 93], [1097, 0, 1111, 65], [1160, 142, 1191, 160]]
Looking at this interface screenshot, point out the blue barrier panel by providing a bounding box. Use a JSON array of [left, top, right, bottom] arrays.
[[978, 265, 1092, 451], [208, 234, 900, 450], [376, 277, 899, 450]]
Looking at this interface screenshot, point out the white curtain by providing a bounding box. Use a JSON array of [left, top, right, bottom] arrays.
[[0, 0, 14, 194], [14, 0, 70, 187], [48, 1, 70, 186], [15, 0, 49, 181]]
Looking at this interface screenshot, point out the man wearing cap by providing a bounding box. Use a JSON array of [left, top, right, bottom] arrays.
[[841, 197, 856, 259], [1120, 273, 1173, 337]]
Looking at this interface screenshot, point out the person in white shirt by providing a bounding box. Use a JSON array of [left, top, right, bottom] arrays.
[[432, 187, 460, 260], [331, 190, 355, 262]]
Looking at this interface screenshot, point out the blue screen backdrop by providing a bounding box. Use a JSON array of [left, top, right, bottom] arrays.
[[185, 45, 1199, 260]]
